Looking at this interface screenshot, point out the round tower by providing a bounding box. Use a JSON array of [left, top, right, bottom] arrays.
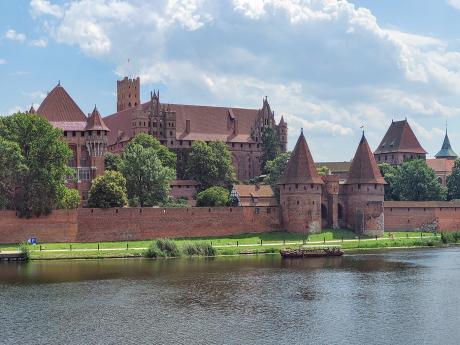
[[278, 130, 323, 233], [342, 132, 386, 236]]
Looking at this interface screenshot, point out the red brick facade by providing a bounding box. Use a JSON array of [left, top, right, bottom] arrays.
[[0, 207, 280, 244]]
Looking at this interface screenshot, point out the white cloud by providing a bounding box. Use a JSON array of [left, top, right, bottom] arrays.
[[0, 59, 6, 65], [410, 119, 444, 141], [29, 38, 48, 47], [4, 29, 26, 42], [28, 0, 460, 159], [448, 0, 460, 10], [30, 0, 63, 17]]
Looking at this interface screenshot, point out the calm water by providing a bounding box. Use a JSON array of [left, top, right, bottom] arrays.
[[1, 248, 460, 345]]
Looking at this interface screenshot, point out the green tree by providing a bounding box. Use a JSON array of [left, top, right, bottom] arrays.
[[0, 138, 27, 209], [261, 127, 280, 172], [196, 186, 230, 207], [104, 152, 123, 172], [186, 141, 235, 190], [378, 163, 398, 201], [88, 171, 128, 208], [0, 113, 72, 217], [130, 133, 176, 170], [447, 159, 460, 200], [57, 188, 81, 209], [392, 160, 446, 201], [317, 166, 330, 176], [121, 143, 175, 207], [264, 152, 290, 200]]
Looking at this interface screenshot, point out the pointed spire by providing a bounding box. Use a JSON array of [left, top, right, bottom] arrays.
[[28, 104, 36, 114], [346, 133, 385, 185], [279, 115, 286, 126], [435, 125, 458, 159], [278, 131, 323, 185], [85, 105, 110, 131]]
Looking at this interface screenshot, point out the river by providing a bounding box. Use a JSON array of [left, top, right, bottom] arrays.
[[1, 247, 460, 345]]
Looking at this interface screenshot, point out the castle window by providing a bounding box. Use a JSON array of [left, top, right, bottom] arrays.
[[295, 184, 298, 189], [81, 132, 84, 137], [135, 102, 137, 106], [180, 141, 183, 146], [289, 187, 291, 191], [358, 184, 361, 189], [304, 186, 306, 190], [249, 144, 252, 148], [72, 131, 76, 137], [385, 155, 387, 161], [257, 144, 260, 148], [232, 143, 234, 147], [97, 130, 101, 136], [297, 201, 299, 205], [170, 131, 173, 136], [311, 184, 313, 189], [267, 208, 271, 214], [153, 122, 157, 127], [374, 184, 377, 189], [189, 141, 192, 146], [255, 208, 260, 214], [170, 140, 173, 145], [64, 131, 67, 136], [240, 144, 243, 148], [129, 102, 131, 107]]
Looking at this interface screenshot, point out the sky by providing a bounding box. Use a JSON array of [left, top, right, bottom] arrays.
[[1, 0, 460, 161]]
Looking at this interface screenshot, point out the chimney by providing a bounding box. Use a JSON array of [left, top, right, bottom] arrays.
[[186, 119, 191, 134]]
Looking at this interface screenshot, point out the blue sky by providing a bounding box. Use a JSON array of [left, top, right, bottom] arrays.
[[1, 0, 460, 161]]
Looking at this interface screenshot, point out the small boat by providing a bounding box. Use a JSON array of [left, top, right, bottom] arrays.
[[280, 247, 344, 258]]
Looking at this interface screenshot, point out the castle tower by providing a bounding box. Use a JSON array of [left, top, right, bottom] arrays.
[[117, 76, 140, 112], [374, 119, 427, 165], [342, 132, 386, 236], [435, 127, 458, 160], [85, 106, 110, 177], [278, 130, 324, 233], [277, 115, 288, 152]]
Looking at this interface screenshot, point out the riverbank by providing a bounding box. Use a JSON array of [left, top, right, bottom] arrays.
[[0, 230, 443, 260]]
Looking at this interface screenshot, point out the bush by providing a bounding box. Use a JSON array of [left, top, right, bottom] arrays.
[[143, 242, 165, 258], [19, 242, 30, 261], [196, 186, 229, 207], [155, 238, 181, 257], [183, 242, 217, 256], [57, 187, 81, 209], [441, 232, 460, 244]]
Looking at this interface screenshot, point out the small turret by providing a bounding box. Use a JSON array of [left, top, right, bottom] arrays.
[[85, 105, 110, 176], [435, 126, 457, 160]]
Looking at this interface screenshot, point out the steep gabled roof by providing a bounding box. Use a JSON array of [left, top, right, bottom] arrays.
[[374, 119, 427, 154], [278, 131, 323, 185], [346, 133, 386, 185], [85, 106, 110, 131], [435, 131, 457, 159], [37, 83, 87, 122]]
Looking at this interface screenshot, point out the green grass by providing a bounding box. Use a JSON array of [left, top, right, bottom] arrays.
[[0, 230, 442, 260]]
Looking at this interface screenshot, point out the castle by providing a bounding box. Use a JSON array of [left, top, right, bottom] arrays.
[[104, 77, 288, 181], [22, 77, 459, 239]]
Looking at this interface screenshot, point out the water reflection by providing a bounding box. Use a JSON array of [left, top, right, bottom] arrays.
[[1, 248, 460, 345]]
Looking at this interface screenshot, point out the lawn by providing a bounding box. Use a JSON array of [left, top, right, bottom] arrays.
[[0, 229, 441, 259]]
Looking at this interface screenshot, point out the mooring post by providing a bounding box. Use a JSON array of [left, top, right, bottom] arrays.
[[237, 241, 239, 247], [260, 239, 263, 246], [283, 239, 286, 245], [40, 245, 42, 252], [376, 235, 378, 241], [323, 237, 326, 244], [98, 243, 99, 251], [70, 244, 72, 251], [126, 243, 129, 250]]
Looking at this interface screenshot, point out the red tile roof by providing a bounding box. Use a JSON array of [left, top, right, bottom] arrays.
[[37, 83, 87, 123], [278, 131, 323, 185], [426, 158, 455, 173], [374, 119, 427, 154], [85, 106, 110, 131], [103, 101, 260, 146], [346, 133, 386, 184], [50, 121, 87, 131], [170, 179, 199, 186], [232, 184, 275, 198]]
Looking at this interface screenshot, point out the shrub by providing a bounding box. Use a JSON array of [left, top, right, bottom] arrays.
[[183, 242, 217, 256], [19, 242, 30, 261], [143, 242, 165, 258], [196, 186, 229, 207], [155, 238, 181, 257]]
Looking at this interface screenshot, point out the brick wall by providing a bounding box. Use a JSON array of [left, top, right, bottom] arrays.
[[0, 206, 280, 244], [0, 210, 78, 244], [384, 201, 460, 232]]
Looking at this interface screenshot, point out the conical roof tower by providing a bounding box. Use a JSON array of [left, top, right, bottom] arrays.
[[435, 128, 457, 160], [85, 105, 110, 131], [278, 130, 323, 185], [346, 132, 386, 185]]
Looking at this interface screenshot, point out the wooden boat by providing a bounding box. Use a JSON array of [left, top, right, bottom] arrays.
[[280, 247, 344, 258]]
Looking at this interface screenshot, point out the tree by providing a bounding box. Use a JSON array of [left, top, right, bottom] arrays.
[[196, 186, 230, 207], [130, 133, 176, 170], [261, 127, 280, 172], [391, 160, 446, 201], [378, 163, 398, 201], [0, 138, 27, 209], [57, 188, 81, 209], [317, 166, 330, 176], [121, 143, 175, 207], [0, 113, 72, 217], [264, 152, 290, 200], [186, 141, 236, 190], [88, 171, 128, 208], [447, 159, 460, 200], [104, 152, 123, 172]]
